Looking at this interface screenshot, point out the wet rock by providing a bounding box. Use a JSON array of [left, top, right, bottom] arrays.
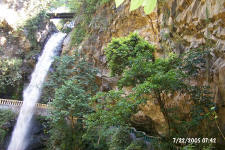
[[2, 117, 49, 150]]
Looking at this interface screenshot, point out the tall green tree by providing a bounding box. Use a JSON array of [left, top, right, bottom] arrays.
[[45, 54, 99, 150]]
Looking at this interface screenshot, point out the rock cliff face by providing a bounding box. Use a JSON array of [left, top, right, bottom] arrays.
[[159, 0, 225, 137], [63, 0, 225, 137], [0, 16, 57, 99], [1, 116, 48, 150]]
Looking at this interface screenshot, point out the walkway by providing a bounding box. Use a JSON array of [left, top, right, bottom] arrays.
[[0, 99, 49, 116], [47, 13, 75, 19]]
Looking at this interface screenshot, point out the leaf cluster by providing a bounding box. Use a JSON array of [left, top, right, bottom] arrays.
[[105, 33, 155, 76], [85, 90, 137, 130], [0, 110, 15, 144], [23, 10, 49, 54], [44, 54, 99, 150], [115, 0, 157, 14], [69, 0, 110, 46], [42, 54, 98, 102], [0, 58, 23, 99]]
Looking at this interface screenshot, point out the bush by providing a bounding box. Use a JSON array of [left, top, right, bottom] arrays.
[[105, 33, 155, 76], [109, 127, 131, 150], [0, 110, 15, 144], [23, 10, 49, 58], [0, 58, 23, 99], [45, 54, 99, 150], [42, 54, 98, 103], [125, 141, 147, 150], [69, 0, 110, 47]]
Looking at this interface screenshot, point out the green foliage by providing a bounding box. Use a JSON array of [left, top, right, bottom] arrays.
[[0, 110, 15, 144], [0, 58, 23, 99], [182, 49, 210, 77], [42, 54, 98, 103], [50, 80, 90, 121], [115, 0, 157, 14], [85, 90, 138, 130], [69, 0, 110, 46], [48, 80, 91, 150], [109, 127, 131, 150], [45, 54, 99, 150], [119, 53, 182, 89], [103, 33, 216, 149], [125, 141, 147, 150], [45, 32, 217, 149], [70, 24, 86, 46], [182, 144, 214, 150], [105, 33, 154, 76], [84, 90, 141, 150], [23, 10, 49, 58]]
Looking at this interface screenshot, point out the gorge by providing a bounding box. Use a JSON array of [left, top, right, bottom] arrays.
[[7, 32, 66, 150], [0, 0, 225, 150]]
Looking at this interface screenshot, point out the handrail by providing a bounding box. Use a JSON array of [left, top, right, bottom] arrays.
[[46, 13, 75, 19], [0, 99, 49, 109]]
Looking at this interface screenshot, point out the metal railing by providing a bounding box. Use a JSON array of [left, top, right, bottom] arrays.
[[0, 99, 49, 109]]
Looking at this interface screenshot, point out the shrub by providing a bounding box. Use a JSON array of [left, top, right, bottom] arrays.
[[105, 33, 155, 76], [69, 0, 110, 47], [45, 54, 99, 150], [23, 10, 49, 59], [0, 58, 23, 99], [0, 110, 15, 144], [109, 127, 131, 150]]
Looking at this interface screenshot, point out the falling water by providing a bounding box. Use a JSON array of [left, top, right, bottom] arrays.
[[8, 32, 66, 150]]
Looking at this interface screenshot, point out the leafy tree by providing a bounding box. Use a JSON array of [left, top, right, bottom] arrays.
[[109, 127, 131, 150], [48, 80, 91, 150], [0, 110, 15, 145], [84, 90, 141, 150], [133, 54, 186, 132], [45, 54, 99, 150], [42, 54, 98, 103], [102, 33, 216, 149], [0, 58, 23, 99], [105, 33, 154, 76], [85, 90, 138, 130], [125, 141, 147, 150]]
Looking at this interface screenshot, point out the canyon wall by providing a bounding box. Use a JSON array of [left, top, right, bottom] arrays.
[[63, 0, 225, 138]]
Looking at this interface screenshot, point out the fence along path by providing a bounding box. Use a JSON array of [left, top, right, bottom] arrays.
[[0, 99, 162, 148], [0, 99, 49, 116]]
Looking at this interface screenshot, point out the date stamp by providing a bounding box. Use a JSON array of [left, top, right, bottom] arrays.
[[173, 138, 216, 144]]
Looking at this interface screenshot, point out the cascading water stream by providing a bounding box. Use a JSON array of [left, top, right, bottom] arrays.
[[8, 32, 66, 150]]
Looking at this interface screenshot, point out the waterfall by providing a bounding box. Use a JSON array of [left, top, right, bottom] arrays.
[[8, 32, 66, 150]]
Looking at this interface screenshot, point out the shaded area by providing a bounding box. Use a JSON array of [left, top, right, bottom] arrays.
[[47, 13, 75, 19]]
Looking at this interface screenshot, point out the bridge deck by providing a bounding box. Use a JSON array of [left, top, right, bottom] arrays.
[[47, 13, 75, 19], [0, 99, 160, 146], [0, 99, 49, 116]]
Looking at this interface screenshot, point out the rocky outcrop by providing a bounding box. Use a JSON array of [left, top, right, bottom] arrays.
[[0, 20, 29, 58], [0, 13, 57, 99], [62, 0, 225, 137], [159, 0, 225, 138]]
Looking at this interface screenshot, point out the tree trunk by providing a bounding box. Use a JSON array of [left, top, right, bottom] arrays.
[[156, 91, 171, 135]]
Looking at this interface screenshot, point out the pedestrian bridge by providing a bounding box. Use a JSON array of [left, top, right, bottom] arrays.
[[0, 99, 161, 148], [0, 99, 50, 116]]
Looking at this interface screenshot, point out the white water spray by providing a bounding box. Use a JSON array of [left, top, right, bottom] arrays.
[[8, 32, 66, 150]]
